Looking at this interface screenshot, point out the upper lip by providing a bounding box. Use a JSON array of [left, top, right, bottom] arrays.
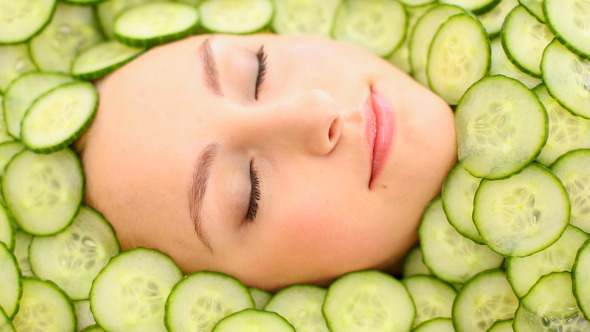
[[364, 86, 394, 189], [364, 87, 377, 187]]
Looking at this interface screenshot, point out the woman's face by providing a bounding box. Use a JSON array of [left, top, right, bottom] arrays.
[[80, 34, 456, 290]]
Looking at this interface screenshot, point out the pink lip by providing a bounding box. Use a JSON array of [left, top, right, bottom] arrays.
[[364, 87, 395, 189]]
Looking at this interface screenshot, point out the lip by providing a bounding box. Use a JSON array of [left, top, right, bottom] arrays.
[[364, 86, 395, 189]]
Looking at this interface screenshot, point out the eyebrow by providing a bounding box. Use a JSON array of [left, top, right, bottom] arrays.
[[200, 37, 223, 96], [188, 142, 219, 252]]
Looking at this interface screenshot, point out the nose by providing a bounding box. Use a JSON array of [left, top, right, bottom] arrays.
[[238, 89, 342, 156]]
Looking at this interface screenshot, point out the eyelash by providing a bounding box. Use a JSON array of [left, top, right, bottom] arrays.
[[254, 45, 267, 100], [246, 160, 261, 222]]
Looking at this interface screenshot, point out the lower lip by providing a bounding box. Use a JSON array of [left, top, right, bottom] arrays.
[[364, 87, 395, 189]]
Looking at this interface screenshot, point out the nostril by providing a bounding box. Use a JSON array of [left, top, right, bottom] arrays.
[[328, 117, 341, 145]]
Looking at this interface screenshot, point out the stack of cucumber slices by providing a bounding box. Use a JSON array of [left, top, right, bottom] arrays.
[[0, 0, 589, 331]]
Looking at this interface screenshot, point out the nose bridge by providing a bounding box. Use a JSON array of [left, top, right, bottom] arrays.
[[254, 89, 342, 156]]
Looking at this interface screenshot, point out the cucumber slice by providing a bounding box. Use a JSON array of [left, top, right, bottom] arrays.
[[21, 81, 98, 153], [473, 163, 570, 257], [427, 14, 490, 105], [0, 141, 25, 178], [74, 299, 97, 332], [200, 0, 274, 34], [452, 269, 519, 332], [456, 75, 548, 179], [513, 302, 590, 332], [96, 0, 160, 39], [29, 2, 104, 74], [544, 0, 590, 59], [400, 0, 436, 6], [29, 206, 120, 300], [487, 319, 513, 332], [271, 0, 341, 37], [332, 0, 407, 58], [2, 148, 84, 236], [401, 245, 433, 278], [0, 242, 21, 318], [12, 278, 76, 332], [165, 271, 254, 332], [518, 0, 544, 22], [80, 325, 104, 332], [0, 203, 15, 251], [322, 270, 415, 332], [573, 239, 590, 320], [90, 248, 183, 332], [212, 309, 295, 332], [438, 0, 502, 14], [477, 0, 519, 39], [0, 96, 14, 144], [521, 272, 582, 320], [506, 225, 589, 298], [541, 39, 590, 119], [535, 85, 590, 166], [13, 230, 33, 277], [501, 5, 554, 78], [0, 44, 37, 93], [0, 306, 14, 332], [264, 285, 329, 332], [409, 4, 467, 87], [441, 162, 484, 244], [3, 71, 75, 139], [0, 0, 57, 44], [489, 38, 542, 89], [72, 40, 145, 81], [402, 275, 457, 327], [413, 318, 454, 332], [62, 0, 105, 4], [419, 198, 503, 284], [249, 287, 272, 310], [114, 1, 200, 48], [550, 149, 590, 233]]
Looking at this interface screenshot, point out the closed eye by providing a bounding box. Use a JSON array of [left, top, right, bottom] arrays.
[[255, 45, 267, 100]]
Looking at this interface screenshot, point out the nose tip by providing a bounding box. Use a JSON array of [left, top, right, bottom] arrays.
[[304, 89, 342, 156]]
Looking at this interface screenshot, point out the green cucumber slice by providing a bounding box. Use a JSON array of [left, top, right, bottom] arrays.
[[21, 81, 98, 153], [541, 39, 590, 120], [427, 14, 490, 105], [29, 206, 120, 300], [573, 239, 590, 320], [0, 0, 57, 44], [0, 203, 15, 251], [264, 285, 329, 332], [419, 198, 503, 284], [3, 71, 75, 140], [200, 0, 274, 34], [409, 4, 466, 87], [438, 0, 502, 14], [402, 275, 456, 327], [212, 309, 295, 332], [0, 44, 37, 93], [114, 1, 200, 48], [413, 318, 454, 332], [544, 0, 590, 58], [271, 0, 341, 37], [322, 270, 415, 332], [473, 163, 570, 257], [74, 299, 97, 332], [72, 40, 145, 81], [506, 225, 589, 298], [249, 287, 272, 310], [0, 242, 21, 318], [0, 96, 14, 144], [487, 319, 514, 332], [399, 0, 436, 7], [402, 246, 433, 278], [12, 278, 76, 332], [29, 2, 104, 74], [452, 269, 519, 332], [489, 38, 542, 89], [13, 230, 33, 277], [513, 302, 590, 332], [96, 0, 160, 39], [165, 271, 254, 332], [0, 306, 14, 332], [90, 248, 183, 332], [441, 162, 484, 244], [2, 148, 84, 236], [501, 5, 554, 78], [550, 149, 590, 233], [521, 272, 582, 320], [455, 75, 548, 179], [0, 141, 25, 179], [518, 0, 544, 22], [535, 85, 590, 166], [477, 0, 519, 39], [332, 0, 407, 58]]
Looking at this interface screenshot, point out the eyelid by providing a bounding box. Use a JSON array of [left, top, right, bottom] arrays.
[[254, 45, 267, 100], [246, 159, 261, 222]]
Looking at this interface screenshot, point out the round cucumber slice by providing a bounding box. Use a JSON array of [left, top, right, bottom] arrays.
[[413, 318, 454, 332], [12, 278, 76, 332], [573, 239, 590, 320], [478, 0, 519, 38], [212, 309, 295, 332], [489, 38, 542, 89], [0, 202, 15, 251], [456, 75, 548, 179], [518, 0, 545, 22], [271, 0, 341, 37], [2, 148, 84, 236], [402, 246, 433, 278], [21, 81, 98, 153], [71, 40, 145, 81], [264, 285, 329, 332], [165, 271, 254, 332], [13, 230, 33, 277], [487, 319, 514, 332], [521, 272, 582, 320], [200, 0, 274, 34], [0, 241, 21, 318], [473, 163, 570, 257], [74, 299, 96, 332], [513, 302, 590, 331], [0, 44, 37, 93], [438, 0, 501, 14], [402, 275, 456, 327], [90, 248, 183, 332], [114, 1, 200, 48], [544, 0, 590, 58], [249, 287, 272, 310], [322, 270, 415, 332], [0, 0, 57, 44]]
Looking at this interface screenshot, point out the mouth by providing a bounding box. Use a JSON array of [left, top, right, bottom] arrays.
[[364, 86, 395, 189]]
